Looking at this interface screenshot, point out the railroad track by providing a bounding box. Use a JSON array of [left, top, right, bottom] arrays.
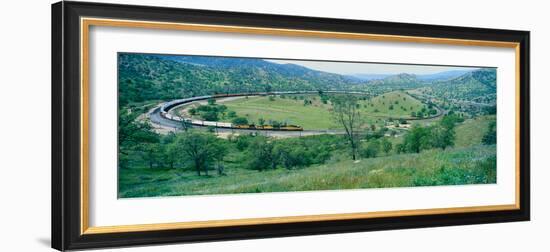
[[147, 90, 444, 136]]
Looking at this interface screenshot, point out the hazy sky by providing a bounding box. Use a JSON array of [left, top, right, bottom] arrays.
[[265, 59, 479, 75]]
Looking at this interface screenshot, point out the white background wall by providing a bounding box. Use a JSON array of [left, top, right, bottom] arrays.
[[0, 0, 546, 251]]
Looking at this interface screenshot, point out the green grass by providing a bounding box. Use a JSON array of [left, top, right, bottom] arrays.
[[222, 91, 426, 130], [224, 95, 336, 130], [359, 91, 424, 117], [119, 144, 496, 198], [455, 115, 496, 147]]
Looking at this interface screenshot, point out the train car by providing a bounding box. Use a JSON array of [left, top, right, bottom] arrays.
[[160, 95, 214, 113], [259, 125, 274, 130], [217, 122, 233, 128], [233, 124, 255, 130], [212, 93, 229, 98], [203, 121, 219, 127], [232, 124, 303, 131], [191, 119, 204, 125], [279, 125, 304, 131]]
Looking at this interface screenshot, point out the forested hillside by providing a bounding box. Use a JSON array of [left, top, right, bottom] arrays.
[[118, 53, 357, 106], [364, 73, 426, 93], [429, 68, 497, 102], [118, 53, 496, 108]]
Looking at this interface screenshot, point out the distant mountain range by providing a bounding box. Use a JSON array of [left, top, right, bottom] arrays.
[[118, 53, 495, 107], [350, 69, 473, 81], [349, 73, 392, 81], [417, 70, 474, 81], [158, 55, 359, 85]]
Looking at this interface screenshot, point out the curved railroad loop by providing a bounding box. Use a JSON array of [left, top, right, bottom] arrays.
[[147, 90, 443, 137]]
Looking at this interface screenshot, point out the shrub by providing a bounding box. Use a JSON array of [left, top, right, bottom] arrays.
[[258, 118, 265, 126], [482, 121, 497, 145], [232, 117, 249, 125], [275, 144, 311, 169], [201, 111, 219, 121], [196, 105, 212, 112], [381, 137, 392, 154], [360, 140, 380, 158], [247, 137, 276, 171], [227, 111, 237, 118], [235, 134, 253, 151], [207, 98, 216, 105], [270, 120, 282, 128]]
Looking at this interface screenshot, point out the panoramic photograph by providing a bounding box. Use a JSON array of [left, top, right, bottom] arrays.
[[117, 53, 497, 198]]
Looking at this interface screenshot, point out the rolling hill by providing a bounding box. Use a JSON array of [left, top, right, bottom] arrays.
[[429, 68, 497, 101], [360, 73, 426, 94], [118, 53, 496, 108], [362, 90, 425, 117], [118, 53, 358, 106]]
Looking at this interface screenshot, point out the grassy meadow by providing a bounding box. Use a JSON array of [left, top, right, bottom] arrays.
[[224, 95, 336, 130], [359, 91, 424, 117], [218, 91, 427, 130], [119, 145, 495, 198]]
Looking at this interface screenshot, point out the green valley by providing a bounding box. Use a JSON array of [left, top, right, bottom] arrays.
[[117, 52, 498, 198]]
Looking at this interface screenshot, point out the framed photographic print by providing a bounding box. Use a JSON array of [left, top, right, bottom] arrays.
[[52, 1, 530, 250]]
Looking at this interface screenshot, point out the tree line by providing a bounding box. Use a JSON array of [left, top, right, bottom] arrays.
[[119, 107, 344, 175], [395, 115, 462, 153]]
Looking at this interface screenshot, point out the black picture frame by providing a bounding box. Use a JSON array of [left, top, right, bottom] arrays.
[[52, 1, 530, 251]]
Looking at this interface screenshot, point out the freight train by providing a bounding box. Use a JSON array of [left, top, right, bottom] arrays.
[[160, 90, 369, 114], [158, 91, 320, 131]]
